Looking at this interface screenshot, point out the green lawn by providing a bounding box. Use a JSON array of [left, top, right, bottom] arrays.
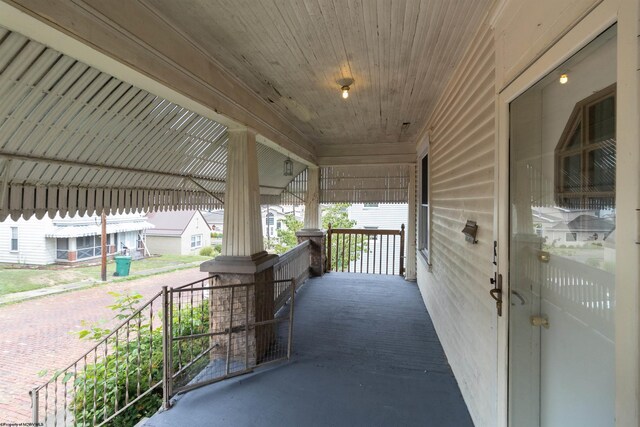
[[0, 255, 209, 296]]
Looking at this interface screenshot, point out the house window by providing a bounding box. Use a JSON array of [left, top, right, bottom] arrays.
[[266, 212, 274, 226], [191, 234, 202, 249], [277, 221, 282, 230], [566, 232, 577, 242], [77, 235, 101, 259], [556, 85, 616, 209], [419, 154, 429, 258], [10, 227, 18, 251], [56, 238, 69, 260]]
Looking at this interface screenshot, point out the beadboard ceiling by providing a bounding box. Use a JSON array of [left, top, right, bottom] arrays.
[[139, 0, 493, 148], [2, 0, 494, 163]]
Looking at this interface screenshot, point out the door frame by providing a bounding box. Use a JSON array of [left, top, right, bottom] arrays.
[[495, 1, 639, 426]]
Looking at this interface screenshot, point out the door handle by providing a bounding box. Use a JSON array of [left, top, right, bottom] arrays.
[[511, 290, 526, 306], [489, 273, 503, 316]]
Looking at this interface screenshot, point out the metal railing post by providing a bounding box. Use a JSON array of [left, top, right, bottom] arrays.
[[162, 286, 172, 410], [400, 224, 405, 276], [326, 223, 332, 272], [287, 278, 296, 359], [225, 287, 235, 375], [30, 388, 38, 424]]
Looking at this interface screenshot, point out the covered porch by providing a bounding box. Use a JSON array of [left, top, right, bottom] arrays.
[[147, 273, 472, 427], [1, 0, 639, 426]]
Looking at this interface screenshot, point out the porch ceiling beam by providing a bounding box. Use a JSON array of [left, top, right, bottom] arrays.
[[0, 152, 284, 193], [317, 142, 417, 166], [0, 151, 226, 185], [0, 0, 318, 167], [187, 177, 224, 205]]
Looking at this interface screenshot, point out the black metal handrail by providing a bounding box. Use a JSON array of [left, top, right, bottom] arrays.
[[30, 243, 312, 426]]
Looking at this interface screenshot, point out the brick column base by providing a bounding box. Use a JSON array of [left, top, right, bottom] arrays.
[[200, 252, 278, 369], [296, 229, 326, 277]]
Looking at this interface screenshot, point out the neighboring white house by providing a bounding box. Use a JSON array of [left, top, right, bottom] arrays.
[[145, 210, 211, 255], [346, 203, 409, 274], [202, 210, 224, 233], [347, 203, 408, 231], [262, 205, 304, 240], [0, 213, 153, 265], [532, 207, 615, 247]]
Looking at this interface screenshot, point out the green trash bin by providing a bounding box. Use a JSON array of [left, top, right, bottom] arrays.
[[114, 256, 132, 277]]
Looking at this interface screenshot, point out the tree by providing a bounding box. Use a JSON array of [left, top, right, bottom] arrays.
[[273, 214, 304, 254], [321, 203, 356, 230], [322, 204, 366, 270]]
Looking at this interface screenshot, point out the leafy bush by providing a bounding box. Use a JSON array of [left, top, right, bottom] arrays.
[[46, 292, 210, 426], [322, 204, 366, 269], [213, 244, 222, 253], [273, 214, 303, 254], [199, 246, 214, 257]]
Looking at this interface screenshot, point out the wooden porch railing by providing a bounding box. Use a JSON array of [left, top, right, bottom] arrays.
[[273, 240, 311, 311], [326, 224, 405, 276]]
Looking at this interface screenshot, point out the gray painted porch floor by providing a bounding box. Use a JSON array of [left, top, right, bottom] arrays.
[[146, 273, 473, 427]]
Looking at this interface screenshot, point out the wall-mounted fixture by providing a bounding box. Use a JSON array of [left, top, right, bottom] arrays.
[[462, 220, 478, 244], [559, 73, 568, 84], [283, 156, 293, 176], [336, 77, 354, 99]]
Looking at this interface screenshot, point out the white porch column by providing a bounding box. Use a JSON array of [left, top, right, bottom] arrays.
[[405, 164, 417, 280], [221, 128, 264, 257], [200, 128, 277, 369], [303, 166, 321, 230], [296, 165, 326, 276]]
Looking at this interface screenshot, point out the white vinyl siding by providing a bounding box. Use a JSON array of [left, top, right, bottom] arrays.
[[0, 217, 56, 265], [416, 20, 496, 427], [146, 212, 211, 255], [347, 204, 408, 231]]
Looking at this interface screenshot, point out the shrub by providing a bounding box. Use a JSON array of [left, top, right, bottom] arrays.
[[44, 292, 210, 426], [199, 246, 214, 256]]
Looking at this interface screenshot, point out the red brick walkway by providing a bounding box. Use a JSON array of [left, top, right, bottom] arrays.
[[0, 268, 207, 423]]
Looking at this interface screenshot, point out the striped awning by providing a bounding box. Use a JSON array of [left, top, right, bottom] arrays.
[[45, 220, 155, 238], [320, 165, 410, 204], [0, 26, 307, 221]]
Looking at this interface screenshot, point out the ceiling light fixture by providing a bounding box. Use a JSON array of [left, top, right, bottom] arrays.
[[283, 156, 293, 176], [336, 77, 355, 100], [559, 73, 568, 84]]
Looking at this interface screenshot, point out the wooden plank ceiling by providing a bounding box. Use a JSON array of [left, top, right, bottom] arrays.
[[108, 0, 493, 155]]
